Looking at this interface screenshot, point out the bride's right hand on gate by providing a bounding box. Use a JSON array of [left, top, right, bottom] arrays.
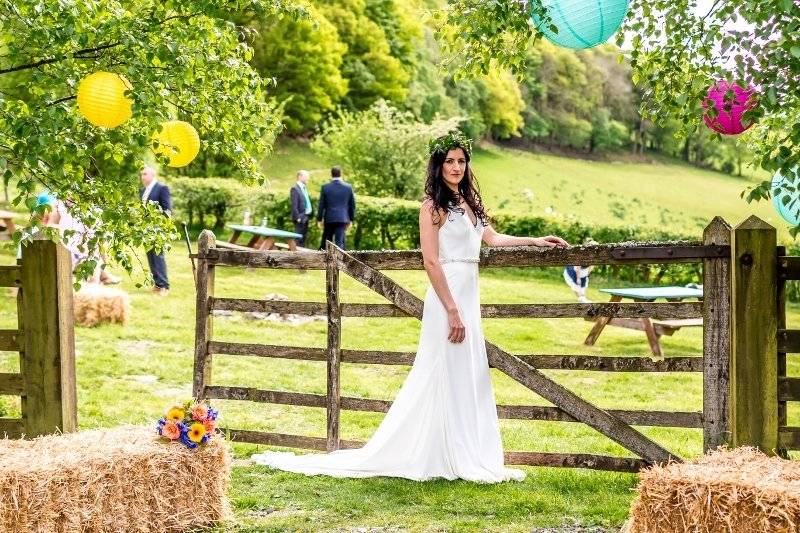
[[447, 308, 465, 343]]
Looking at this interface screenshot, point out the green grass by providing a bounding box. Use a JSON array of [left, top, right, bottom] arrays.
[[261, 140, 788, 241], [0, 240, 798, 531]]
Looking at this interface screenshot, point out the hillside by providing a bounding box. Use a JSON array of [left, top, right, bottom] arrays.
[[261, 139, 788, 241]]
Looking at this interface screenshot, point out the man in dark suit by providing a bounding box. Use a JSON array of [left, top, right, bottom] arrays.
[[317, 166, 355, 250], [139, 165, 172, 296], [289, 169, 313, 247]]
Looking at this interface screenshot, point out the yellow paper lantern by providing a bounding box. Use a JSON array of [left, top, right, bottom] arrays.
[[152, 120, 201, 168], [76, 72, 133, 128]]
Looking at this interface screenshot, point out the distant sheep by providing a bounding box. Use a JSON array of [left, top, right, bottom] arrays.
[[73, 284, 130, 327]]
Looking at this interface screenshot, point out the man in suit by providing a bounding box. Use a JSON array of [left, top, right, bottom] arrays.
[[317, 166, 355, 250], [289, 169, 313, 247], [139, 165, 172, 296]]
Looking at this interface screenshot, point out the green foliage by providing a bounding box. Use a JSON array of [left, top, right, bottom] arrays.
[[480, 69, 525, 139], [437, 0, 800, 227], [170, 177, 249, 230], [317, 0, 412, 109], [311, 100, 461, 199], [0, 0, 293, 276], [243, 3, 348, 134]]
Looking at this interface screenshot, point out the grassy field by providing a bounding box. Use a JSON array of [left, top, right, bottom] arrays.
[[0, 239, 797, 531], [261, 140, 787, 241], [0, 142, 793, 531]]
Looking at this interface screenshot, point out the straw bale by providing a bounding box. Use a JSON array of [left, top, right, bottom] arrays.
[[0, 425, 231, 532], [73, 284, 130, 327], [624, 447, 800, 532]]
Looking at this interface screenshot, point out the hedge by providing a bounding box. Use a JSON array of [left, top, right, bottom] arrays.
[[170, 176, 777, 289]]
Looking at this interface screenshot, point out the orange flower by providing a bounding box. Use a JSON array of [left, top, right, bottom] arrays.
[[188, 422, 206, 443], [203, 418, 216, 434], [191, 404, 209, 421], [161, 421, 180, 440]]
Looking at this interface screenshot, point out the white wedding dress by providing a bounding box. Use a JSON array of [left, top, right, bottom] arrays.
[[251, 209, 525, 483]]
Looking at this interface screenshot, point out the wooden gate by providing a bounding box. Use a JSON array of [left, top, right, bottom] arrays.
[[0, 239, 77, 438], [192, 217, 744, 472]]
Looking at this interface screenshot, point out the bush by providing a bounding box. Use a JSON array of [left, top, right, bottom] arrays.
[[169, 177, 248, 230], [311, 100, 461, 200]]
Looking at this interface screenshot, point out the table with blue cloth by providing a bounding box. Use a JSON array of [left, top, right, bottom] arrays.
[[226, 224, 303, 251], [583, 286, 704, 357]]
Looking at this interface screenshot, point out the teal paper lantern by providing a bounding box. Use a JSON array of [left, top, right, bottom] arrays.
[[772, 168, 800, 225], [531, 0, 630, 50]]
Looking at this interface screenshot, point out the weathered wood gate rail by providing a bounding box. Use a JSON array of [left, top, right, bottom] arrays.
[[0, 239, 76, 438], [193, 216, 788, 472]]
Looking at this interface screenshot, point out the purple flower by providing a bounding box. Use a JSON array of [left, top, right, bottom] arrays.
[[179, 431, 198, 449]]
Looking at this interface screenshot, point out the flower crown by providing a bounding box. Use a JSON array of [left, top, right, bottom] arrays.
[[428, 131, 473, 157]]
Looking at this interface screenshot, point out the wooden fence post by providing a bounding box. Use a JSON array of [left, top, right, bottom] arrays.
[[193, 230, 215, 399], [326, 241, 341, 452], [702, 217, 731, 451], [20, 239, 76, 437], [776, 246, 789, 458], [729, 216, 778, 452]]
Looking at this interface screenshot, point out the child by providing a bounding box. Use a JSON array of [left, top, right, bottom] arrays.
[[563, 238, 597, 303]]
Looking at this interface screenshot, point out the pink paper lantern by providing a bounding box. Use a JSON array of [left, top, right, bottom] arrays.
[[702, 80, 756, 135]]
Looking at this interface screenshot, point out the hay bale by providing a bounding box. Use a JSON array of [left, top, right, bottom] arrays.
[[73, 284, 130, 327], [0, 426, 231, 532], [625, 447, 800, 532]]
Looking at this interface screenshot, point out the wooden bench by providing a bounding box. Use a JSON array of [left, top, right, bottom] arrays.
[[584, 286, 704, 357]]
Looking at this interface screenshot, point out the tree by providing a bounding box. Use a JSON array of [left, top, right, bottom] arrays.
[[243, 3, 347, 134], [311, 100, 461, 199], [480, 69, 525, 139], [317, 0, 411, 109], [1, 0, 294, 277], [438, 0, 800, 229]]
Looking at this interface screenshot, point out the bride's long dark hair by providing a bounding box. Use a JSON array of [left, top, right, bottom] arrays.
[[424, 141, 488, 226]]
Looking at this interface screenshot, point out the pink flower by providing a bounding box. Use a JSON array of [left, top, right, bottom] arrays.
[[191, 404, 209, 421], [203, 418, 216, 435], [161, 421, 180, 440]]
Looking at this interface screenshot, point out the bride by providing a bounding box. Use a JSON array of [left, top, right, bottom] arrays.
[[252, 132, 568, 482]]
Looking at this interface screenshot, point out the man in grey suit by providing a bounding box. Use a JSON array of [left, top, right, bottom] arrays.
[[317, 166, 355, 250], [289, 169, 313, 247]]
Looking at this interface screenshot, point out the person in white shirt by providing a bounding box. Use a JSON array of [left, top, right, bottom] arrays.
[[289, 170, 313, 247]]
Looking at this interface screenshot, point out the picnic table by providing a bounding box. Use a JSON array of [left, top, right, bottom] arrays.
[[583, 286, 704, 358], [0, 210, 16, 239], [224, 224, 303, 252]]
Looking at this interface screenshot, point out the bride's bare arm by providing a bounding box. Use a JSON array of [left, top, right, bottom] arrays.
[[481, 225, 569, 248], [419, 200, 465, 343]]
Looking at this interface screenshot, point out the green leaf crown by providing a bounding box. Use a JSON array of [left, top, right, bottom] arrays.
[[428, 131, 473, 157]]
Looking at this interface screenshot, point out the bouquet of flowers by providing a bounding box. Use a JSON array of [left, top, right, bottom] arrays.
[[156, 399, 218, 449]]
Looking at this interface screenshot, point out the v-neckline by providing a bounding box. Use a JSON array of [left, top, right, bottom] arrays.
[[461, 209, 478, 229]]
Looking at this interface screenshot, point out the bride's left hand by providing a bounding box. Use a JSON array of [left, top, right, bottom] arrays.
[[534, 235, 569, 248]]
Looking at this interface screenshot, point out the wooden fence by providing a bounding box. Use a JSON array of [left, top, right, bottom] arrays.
[[0, 239, 76, 438], [193, 215, 781, 472]]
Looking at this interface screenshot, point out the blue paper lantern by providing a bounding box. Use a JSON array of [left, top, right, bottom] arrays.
[[772, 168, 800, 225], [531, 0, 630, 50]]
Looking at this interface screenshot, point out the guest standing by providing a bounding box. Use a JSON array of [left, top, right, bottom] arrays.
[[289, 169, 313, 247], [317, 166, 355, 250], [139, 166, 171, 296]]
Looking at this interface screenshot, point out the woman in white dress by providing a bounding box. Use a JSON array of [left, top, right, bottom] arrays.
[[252, 132, 568, 482]]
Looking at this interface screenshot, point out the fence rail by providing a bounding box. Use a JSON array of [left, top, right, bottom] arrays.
[[194, 242, 729, 270], [207, 340, 703, 371]]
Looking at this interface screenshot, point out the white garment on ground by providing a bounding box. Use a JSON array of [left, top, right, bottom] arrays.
[[251, 208, 525, 483]]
